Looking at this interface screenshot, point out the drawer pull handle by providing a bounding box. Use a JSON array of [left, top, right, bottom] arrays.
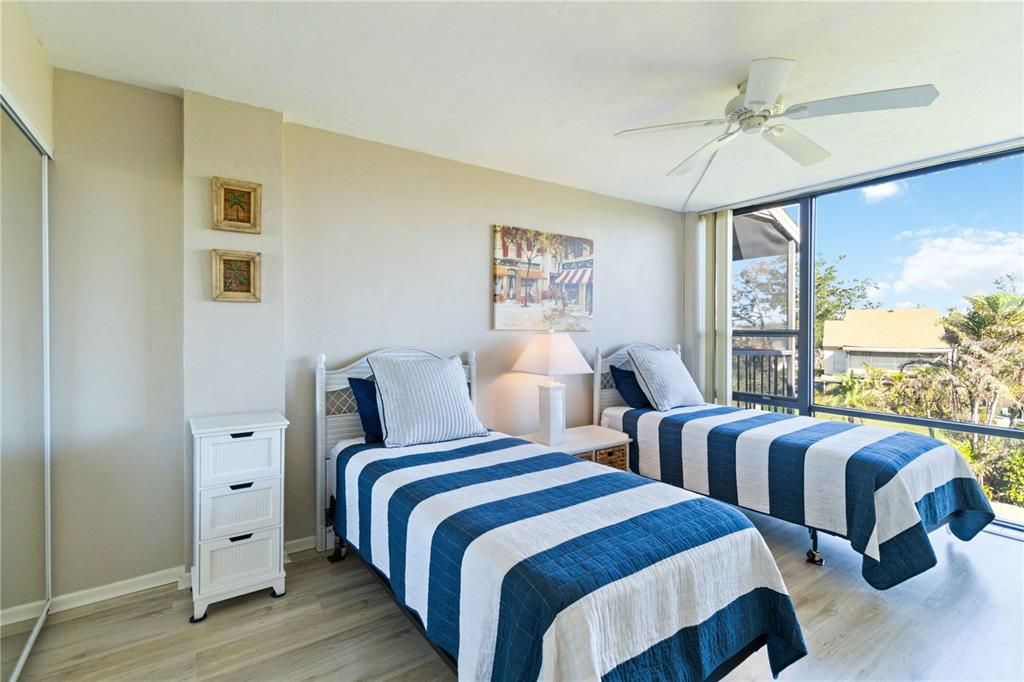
[[230, 431, 254, 439], [229, 533, 253, 543], [229, 482, 254, 490]]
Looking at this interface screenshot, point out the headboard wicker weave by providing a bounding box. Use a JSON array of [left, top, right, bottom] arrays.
[[314, 348, 476, 552], [592, 343, 682, 425]]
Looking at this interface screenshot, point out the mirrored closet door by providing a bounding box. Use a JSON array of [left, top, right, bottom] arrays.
[[1, 105, 51, 681]]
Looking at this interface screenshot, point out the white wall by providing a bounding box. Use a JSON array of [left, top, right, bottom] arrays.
[[282, 123, 682, 541], [49, 70, 184, 594]]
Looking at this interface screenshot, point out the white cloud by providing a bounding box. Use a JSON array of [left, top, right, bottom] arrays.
[[860, 180, 907, 203], [889, 229, 1024, 300], [894, 227, 938, 240]]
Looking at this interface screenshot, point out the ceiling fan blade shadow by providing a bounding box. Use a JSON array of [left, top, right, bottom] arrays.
[[783, 84, 939, 119], [762, 125, 830, 166], [667, 130, 738, 177], [614, 119, 726, 137], [744, 58, 796, 110]]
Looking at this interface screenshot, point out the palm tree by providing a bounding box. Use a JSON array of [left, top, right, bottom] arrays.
[[903, 289, 1024, 484]]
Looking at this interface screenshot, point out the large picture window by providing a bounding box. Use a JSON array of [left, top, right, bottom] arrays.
[[735, 150, 1024, 525]]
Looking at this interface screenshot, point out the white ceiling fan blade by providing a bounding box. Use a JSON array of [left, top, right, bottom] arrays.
[[614, 119, 726, 137], [762, 125, 830, 166], [744, 58, 796, 110], [667, 130, 739, 177], [783, 84, 939, 119]]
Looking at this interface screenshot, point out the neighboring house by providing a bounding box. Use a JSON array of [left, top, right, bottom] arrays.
[[822, 308, 950, 375]]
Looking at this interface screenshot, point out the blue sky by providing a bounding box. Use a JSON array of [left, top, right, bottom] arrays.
[[812, 153, 1024, 312]]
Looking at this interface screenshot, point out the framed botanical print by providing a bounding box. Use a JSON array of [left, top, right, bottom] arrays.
[[212, 177, 262, 234], [212, 249, 261, 302]]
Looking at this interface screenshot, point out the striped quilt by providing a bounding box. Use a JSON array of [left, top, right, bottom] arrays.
[[602, 404, 995, 589], [332, 432, 807, 681]]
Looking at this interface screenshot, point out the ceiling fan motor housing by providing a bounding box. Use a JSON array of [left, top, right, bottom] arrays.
[[726, 83, 785, 129]]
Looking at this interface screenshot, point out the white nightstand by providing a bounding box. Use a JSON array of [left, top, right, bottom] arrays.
[[188, 411, 289, 623], [521, 425, 631, 471]]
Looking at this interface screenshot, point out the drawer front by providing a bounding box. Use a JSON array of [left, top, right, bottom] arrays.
[[200, 480, 281, 541], [199, 429, 281, 487], [595, 445, 628, 471], [199, 528, 281, 595]]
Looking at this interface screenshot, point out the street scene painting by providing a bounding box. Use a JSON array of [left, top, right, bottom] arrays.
[[493, 225, 594, 331]]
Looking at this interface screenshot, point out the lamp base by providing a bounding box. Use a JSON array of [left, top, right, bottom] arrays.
[[536, 381, 566, 446]]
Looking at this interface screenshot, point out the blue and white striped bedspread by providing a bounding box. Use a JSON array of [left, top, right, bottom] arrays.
[[602, 404, 995, 589], [332, 432, 807, 681]]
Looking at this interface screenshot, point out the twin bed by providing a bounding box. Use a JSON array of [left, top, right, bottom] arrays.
[[594, 343, 994, 590], [314, 343, 992, 680], [316, 349, 806, 681]]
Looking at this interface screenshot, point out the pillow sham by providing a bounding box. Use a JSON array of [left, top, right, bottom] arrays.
[[626, 347, 703, 411], [347, 377, 383, 443], [367, 354, 488, 448], [609, 365, 652, 409]]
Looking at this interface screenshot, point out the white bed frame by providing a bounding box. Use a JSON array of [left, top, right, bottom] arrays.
[[592, 343, 682, 425], [314, 348, 477, 553]]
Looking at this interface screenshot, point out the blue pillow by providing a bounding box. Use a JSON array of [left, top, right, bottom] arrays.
[[348, 377, 383, 443], [609, 365, 652, 409]]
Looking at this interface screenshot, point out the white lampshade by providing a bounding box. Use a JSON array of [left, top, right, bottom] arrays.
[[512, 331, 593, 377]]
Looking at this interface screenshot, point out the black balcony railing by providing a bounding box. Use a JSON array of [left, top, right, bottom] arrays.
[[732, 348, 795, 399]]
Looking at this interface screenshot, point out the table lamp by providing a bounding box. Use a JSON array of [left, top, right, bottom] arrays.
[[512, 330, 593, 445]]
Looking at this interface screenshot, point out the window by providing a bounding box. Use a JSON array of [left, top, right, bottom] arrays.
[[737, 149, 1024, 525]]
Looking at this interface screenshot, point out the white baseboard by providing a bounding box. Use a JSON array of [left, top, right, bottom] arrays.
[[51, 565, 185, 614], [1, 599, 47, 626], [284, 535, 316, 555]]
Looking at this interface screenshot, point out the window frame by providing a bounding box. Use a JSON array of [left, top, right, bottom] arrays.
[[731, 146, 1024, 530]]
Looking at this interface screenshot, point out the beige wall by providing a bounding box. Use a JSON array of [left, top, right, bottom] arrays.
[[1, 0, 53, 152], [182, 91, 285, 564], [1, 112, 47, 611], [49, 70, 184, 594], [37, 74, 685, 588], [282, 123, 682, 542]]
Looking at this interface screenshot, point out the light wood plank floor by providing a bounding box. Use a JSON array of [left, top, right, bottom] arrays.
[[7, 514, 1023, 681]]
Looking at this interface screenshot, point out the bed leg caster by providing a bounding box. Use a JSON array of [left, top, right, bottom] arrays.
[[806, 528, 824, 566], [189, 604, 208, 624], [327, 537, 348, 563], [271, 588, 286, 598]]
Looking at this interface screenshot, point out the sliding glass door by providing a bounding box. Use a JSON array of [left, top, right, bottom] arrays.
[[731, 202, 802, 412]]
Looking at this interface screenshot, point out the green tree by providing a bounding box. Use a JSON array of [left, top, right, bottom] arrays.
[[732, 256, 789, 329], [901, 283, 1024, 489]]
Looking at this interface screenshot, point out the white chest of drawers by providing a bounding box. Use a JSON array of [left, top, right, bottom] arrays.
[[189, 411, 289, 622]]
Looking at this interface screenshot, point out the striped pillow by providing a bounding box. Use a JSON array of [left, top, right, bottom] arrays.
[[367, 354, 487, 448], [626, 348, 703, 411]]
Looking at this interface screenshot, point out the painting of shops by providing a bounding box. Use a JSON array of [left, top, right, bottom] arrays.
[[493, 225, 594, 331]]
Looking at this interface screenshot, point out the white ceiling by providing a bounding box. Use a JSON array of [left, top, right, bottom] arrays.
[[23, 1, 1024, 211]]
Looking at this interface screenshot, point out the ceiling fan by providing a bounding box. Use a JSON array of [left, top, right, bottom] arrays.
[[615, 58, 939, 178]]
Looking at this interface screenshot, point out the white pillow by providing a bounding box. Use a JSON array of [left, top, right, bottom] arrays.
[[626, 348, 703, 411], [367, 354, 487, 448]]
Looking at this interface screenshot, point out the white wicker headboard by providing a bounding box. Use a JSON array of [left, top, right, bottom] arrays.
[[592, 343, 682, 425], [314, 347, 477, 552]]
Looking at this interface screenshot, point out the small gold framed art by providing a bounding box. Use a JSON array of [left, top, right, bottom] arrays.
[[212, 177, 262, 233], [212, 249, 261, 302]]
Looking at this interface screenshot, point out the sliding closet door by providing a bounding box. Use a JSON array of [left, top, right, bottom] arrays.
[[1, 110, 48, 680]]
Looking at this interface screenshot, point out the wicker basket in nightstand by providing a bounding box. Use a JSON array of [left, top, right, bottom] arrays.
[[595, 444, 628, 471]]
